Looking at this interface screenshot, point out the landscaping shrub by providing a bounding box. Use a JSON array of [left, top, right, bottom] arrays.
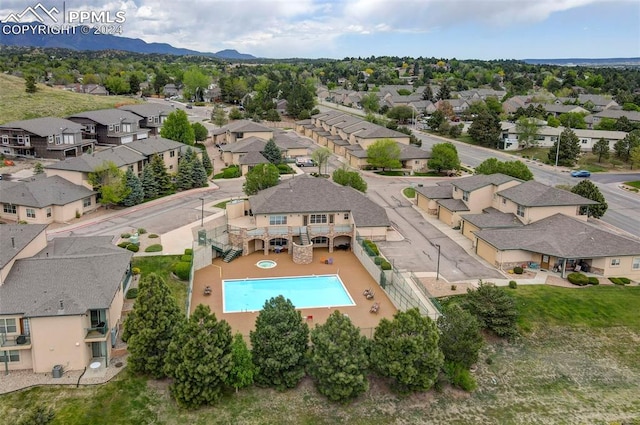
[[588, 277, 600, 285], [508, 280, 517, 289], [567, 272, 589, 286], [374, 256, 383, 265], [513, 266, 523, 275], [609, 277, 631, 285], [173, 262, 191, 281], [609, 277, 622, 285], [131, 267, 141, 275], [117, 242, 129, 248], [451, 285, 457, 291], [181, 255, 193, 263], [126, 244, 139, 253], [277, 163, 294, 174], [148, 234, 159, 239], [619, 277, 631, 284], [363, 240, 379, 256], [126, 288, 138, 299], [222, 166, 241, 179], [145, 244, 163, 253], [380, 260, 392, 270], [444, 362, 478, 392], [184, 248, 193, 255], [121, 233, 131, 239], [137, 228, 147, 234]]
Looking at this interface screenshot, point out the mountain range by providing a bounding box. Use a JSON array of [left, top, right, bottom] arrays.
[[0, 22, 256, 60]]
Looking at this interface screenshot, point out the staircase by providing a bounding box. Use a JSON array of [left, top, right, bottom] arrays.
[[300, 226, 310, 245], [222, 248, 243, 263]]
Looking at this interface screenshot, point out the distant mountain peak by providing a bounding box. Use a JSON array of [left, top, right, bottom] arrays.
[[0, 22, 257, 60]]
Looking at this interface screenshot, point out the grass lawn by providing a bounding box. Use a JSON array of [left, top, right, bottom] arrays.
[[624, 180, 640, 189], [131, 255, 188, 312], [506, 146, 550, 162], [0, 74, 141, 124], [2, 285, 639, 424], [403, 187, 415, 198]]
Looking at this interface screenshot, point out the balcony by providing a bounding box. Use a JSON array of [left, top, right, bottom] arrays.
[[0, 334, 32, 350], [85, 322, 108, 342]]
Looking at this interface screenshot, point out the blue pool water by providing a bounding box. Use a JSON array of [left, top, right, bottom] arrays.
[[223, 274, 355, 313]]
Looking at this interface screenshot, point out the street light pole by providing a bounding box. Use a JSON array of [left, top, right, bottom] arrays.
[[435, 244, 441, 281], [199, 197, 204, 227]]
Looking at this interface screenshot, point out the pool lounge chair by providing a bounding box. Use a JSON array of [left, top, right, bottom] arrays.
[[370, 302, 380, 314], [365, 290, 375, 300]]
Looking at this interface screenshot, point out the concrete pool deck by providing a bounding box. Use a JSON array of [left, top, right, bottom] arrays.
[[192, 249, 397, 337]]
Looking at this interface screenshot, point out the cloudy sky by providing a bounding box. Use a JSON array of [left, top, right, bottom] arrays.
[[2, 0, 639, 59]]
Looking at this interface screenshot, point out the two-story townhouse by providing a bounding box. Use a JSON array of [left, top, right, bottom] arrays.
[[0, 117, 95, 160], [577, 94, 619, 112], [344, 142, 430, 172], [124, 137, 188, 174], [67, 109, 150, 145], [586, 109, 640, 129], [533, 103, 589, 118], [221, 133, 308, 173], [499, 124, 627, 152], [0, 234, 133, 373], [0, 224, 48, 286], [211, 120, 273, 145], [0, 176, 97, 224], [118, 104, 174, 136]]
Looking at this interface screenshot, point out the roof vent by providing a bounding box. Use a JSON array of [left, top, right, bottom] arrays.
[[57, 299, 64, 314]]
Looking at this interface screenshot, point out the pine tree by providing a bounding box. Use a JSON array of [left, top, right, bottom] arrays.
[[141, 165, 159, 201], [199, 145, 213, 176], [175, 157, 195, 191], [122, 168, 144, 206], [547, 128, 581, 166], [462, 281, 518, 338], [25, 75, 37, 93], [262, 138, 282, 164], [370, 308, 444, 394], [437, 305, 484, 369], [227, 333, 256, 392], [422, 84, 433, 101], [308, 311, 369, 402], [164, 304, 233, 408], [149, 154, 174, 196], [123, 273, 184, 379], [192, 155, 208, 188], [468, 110, 501, 148], [250, 296, 309, 390], [571, 179, 608, 218], [437, 82, 450, 101]]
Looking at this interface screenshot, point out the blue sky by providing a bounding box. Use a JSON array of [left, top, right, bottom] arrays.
[[1, 0, 639, 59]]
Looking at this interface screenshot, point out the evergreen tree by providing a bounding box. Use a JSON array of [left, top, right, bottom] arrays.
[[161, 110, 195, 145], [468, 110, 501, 148], [592, 138, 610, 163], [227, 333, 256, 392], [462, 281, 518, 339], [613, 129, 640, 162], [25, 75, 37, 93], [437, 305, 484, 369], [422, 84, 433, 101], [370, 308, 444, 394], [212, 106, 228, 127], [141, 165, 159, 201], [437, 82, 450, 100], [128, 74, 140, 94], [175, 155, 195, 191], [123, 273, 184, 379], [308, 311, 369, 402], [149, 154, 174, 196], [122, 168, 144, 207], [33, 162, 44, 174], [262, 138, 282, 164], [570, 179, 608, 218], [198, 145, 213, 176], [547, 128, 581, 166], [164, 304, 233, 408], [250, 296, 309, 390], [192, 154, 208, 187]]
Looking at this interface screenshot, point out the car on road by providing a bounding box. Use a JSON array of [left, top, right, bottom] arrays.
[[571, 170, 591, 178], [186, 104, 193, 109]]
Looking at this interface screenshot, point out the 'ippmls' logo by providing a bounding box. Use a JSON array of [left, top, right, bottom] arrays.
[[4, 3, 60, 23]]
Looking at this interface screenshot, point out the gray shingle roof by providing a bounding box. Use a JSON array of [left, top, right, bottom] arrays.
[[0, 175, 95, 208], [239, 151, 269, 165], [437, 198, 469, 212], [125, 136, 185, 156], [451, 174, 520, 192], [118, 103, 174, 117], [67, 109, 142, 125], [415, 184, 453, 199], [223, 137, 267, 153], [45, 146, 147, 172], [0, 117, 84, 137], [497, 180, 599, 207], [398, 144, 430, 160], [0, 224, 47, 270], [354, 126, 408, 139], [249, 175, 390, 227], [461, 208, 524, 229], [226, 120, 274, 133], [0, 236, 133, 317], [474, 213, 640, 258]]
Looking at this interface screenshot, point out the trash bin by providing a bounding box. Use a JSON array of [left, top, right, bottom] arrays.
[[52, 364, 63, 378]]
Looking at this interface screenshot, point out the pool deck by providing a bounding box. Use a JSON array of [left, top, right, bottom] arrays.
[[192, 249, 397, 337]]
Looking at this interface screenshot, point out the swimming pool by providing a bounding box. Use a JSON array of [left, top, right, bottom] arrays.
[[222, 274, 355, 313]]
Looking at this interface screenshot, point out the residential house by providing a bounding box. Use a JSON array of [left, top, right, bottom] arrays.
[[586, 109, 640, 129], [220, 133, 308, 174], [534, 103, 589, 117], [500, 123, 627, 151], [502, 96, 530, 115], [0, 117, 94, 160], [344, 142, 430, 172], [215, 176, 390, 259], [211, 120, 274, 145], [118, 104, 174, 136], [0, 175, 98, 224], [0, 232, 133, 373], [0, 224, 48, 286], [577, 94, 619, 112], [67, 109, 150, 145], [163, 84, 179, 98], [435, 99, 470, 116]]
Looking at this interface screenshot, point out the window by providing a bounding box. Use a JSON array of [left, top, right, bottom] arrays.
[[3, 204, 16, 214], [1, 135, 8, 144], [170, 150, 176, 158], [24, 135, 30, 144], [311, 236, 328, 244], [269, 215, 287, 225], [344, 213, 349, 220], [22, 318, 30, 336], [46, 208, 52, 218], [235, 132, 244, 139], [16, 135, 23, 145], [83, 197, 92, 207], [0, 318, 17, 334], [309, 214, 327, 224], [633, 257, 640, 270], [26, 208, 35, 218], [114, 124, 120, 133], [55, 135, 62, 145], [610, 258, 620, 267], [109, 124, 114, 131], [269, 238, 288, 247], [502, 197, 507, 205], [63, 134, 74, 144], [122, 123, 131, 133], [517, 205, 525, 217], [462, 191, 469, 202], [87, 124, 95, 134], [0, 350, 19, 363], [48, 135, 54, 144]]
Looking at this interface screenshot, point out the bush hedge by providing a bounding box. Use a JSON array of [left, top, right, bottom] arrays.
[[173, 262, 191, 281], [508, 280, 517, 289], [125, 288, 138, 299], [380, 260, 392, 270], [513, 266, 523, 275], [567, 272, 589, 286], [444, 362, 478, 392], [148, 234, 159, 239], [125, 244, 139, 253], [117, 242, 129, 248], [184, 248, 193, 255], [588, 277, 600, 285], [145, 244, 163, 253], [137, 228, 147, 234], [374, 256, 383, 265], [120, 233, 131, 239], [609, 277, 631, 285], [222, 166, 241, 179], [363, 240, 379, 256], [181, 255, 193, 263], [131, 267, 141, 275]]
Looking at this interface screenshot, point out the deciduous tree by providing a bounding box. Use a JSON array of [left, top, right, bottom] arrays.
[[462, 281, 518, 339], [308, 311, 369, 402], [164, 304, 232, 408], [631, 146, 640, 170], [123, 273, 184, 379], [570, 179, 608, 218], [366, 139, 401, 171], [161, 110, 195, 145], [191, 122, 208, 142], [182, 66, 210, 102], [558, 112, 587, 129], [332, 168, 367, 192], [387, 105, 414, 124], [250, 296, 309, 390], [311, 147, 331, 175], [212, 106, 228, 127], [243, 163, 280, 195], [360, 93, 380, 114], [87, 161, 130, 208], [370, 308, 443, 393], [515, 117, 539, 148], [475, 158, 533, 181], [104, 75, 130, 95], [427, 142, 460, 174]]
